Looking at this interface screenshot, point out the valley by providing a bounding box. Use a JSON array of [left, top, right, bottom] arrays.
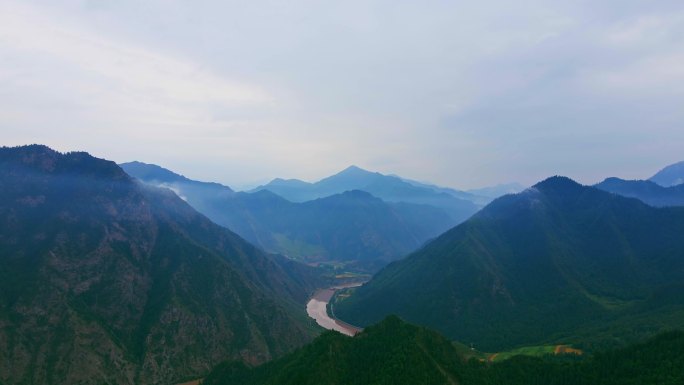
[[5, 1, 684, 382], [2, 145, 684, 384], [122, 162, 473, 273]]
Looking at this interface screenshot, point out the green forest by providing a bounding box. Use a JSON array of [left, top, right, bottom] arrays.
[[203, 316, 684, 385]]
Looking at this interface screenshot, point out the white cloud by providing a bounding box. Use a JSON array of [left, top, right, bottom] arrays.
[[1, 0, 684, 189], [605, 13, 684, 47], [586, 53, 684, 97], [0, 1, 272, 127]]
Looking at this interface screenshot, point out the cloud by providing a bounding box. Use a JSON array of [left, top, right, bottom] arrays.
[[0, 2, 272, 127], [1, 0, 684, 189]]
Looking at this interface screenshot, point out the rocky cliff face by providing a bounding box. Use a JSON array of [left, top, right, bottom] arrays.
[[0, 145, 317, 384]]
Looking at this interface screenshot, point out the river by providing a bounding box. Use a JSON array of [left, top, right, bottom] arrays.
[[306, 284, 363, 336]]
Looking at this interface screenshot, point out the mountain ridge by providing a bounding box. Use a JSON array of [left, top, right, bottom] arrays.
[[335, 175, 684, 350], [250, 165, 481, 221], [596, 177, 684, 207], [203, 316, 684, 385], [122, 162, 458, 271]]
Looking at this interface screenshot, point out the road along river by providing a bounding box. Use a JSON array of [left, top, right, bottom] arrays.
[[306, 284, 363, 336]]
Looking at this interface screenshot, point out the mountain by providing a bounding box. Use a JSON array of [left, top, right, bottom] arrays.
[[466, 182, 526, 199], [395, 176, 525, 206], [120, 161, 235, 199], [394, 175, 492, 206], [595, 177, 684, 207], [251, 165, 480, 221], [270, 190, 454, 270], [122, 162, 456, 271], [335, 176, 684, 351], [202, 316, 469, 385], [0, 145, 320, 385], [203, 316, 684, 385], [650, 160, 684, 187]]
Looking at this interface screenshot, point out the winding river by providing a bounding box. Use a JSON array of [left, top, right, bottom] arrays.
[[306, 284, 363, 336]]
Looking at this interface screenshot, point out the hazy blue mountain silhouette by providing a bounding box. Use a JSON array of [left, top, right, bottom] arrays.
[[595, 177, 684, 207], [122, 162, 457, 271], [251, 165, 481, 222], [650, 160, 684, 187]]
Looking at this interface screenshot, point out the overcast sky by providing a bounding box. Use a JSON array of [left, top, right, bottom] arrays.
[[2, 0, 683, 189]]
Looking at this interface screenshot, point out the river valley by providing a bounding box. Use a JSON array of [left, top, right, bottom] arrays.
[[306, 285, 363, 336]]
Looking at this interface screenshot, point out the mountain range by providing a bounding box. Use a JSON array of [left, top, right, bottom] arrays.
[[393, 177, 525, 205], [595, 177, 684, 207], [251, 165, 483, 217], [0, 145, 321, 384], [122, 162, 460, 271], [335, 176, 684, 351], [5, 144, 684, 384]]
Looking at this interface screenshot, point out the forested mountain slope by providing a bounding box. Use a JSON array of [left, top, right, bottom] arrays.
[[336, 177, 684, 351], [0, 145, 318, 385]]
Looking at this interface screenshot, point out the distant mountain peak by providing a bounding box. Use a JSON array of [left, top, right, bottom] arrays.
[[267, 177, 311, 186], [344, 164, 363, 171], [533, 175, 582, 191], [337, 165, 375, 176], [650, 160, 684, 187]]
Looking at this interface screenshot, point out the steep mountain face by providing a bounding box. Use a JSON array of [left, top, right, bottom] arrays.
[[595, 177, 684, 207], [251, 165, 480, 222], [335, 176, 684, 351], [122, 162, 455, 271], [203, 316, 684, 385], [650, 160, 684, 187], [0, 146, 318, 385]]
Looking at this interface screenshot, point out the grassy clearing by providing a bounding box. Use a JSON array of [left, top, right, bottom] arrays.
[[489, 345, 557, 361], [488, 344, 583, 362], [451, 341, 584, 363]]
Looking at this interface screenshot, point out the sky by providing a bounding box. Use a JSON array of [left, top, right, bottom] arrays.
[[2, 0, 684, 190]]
